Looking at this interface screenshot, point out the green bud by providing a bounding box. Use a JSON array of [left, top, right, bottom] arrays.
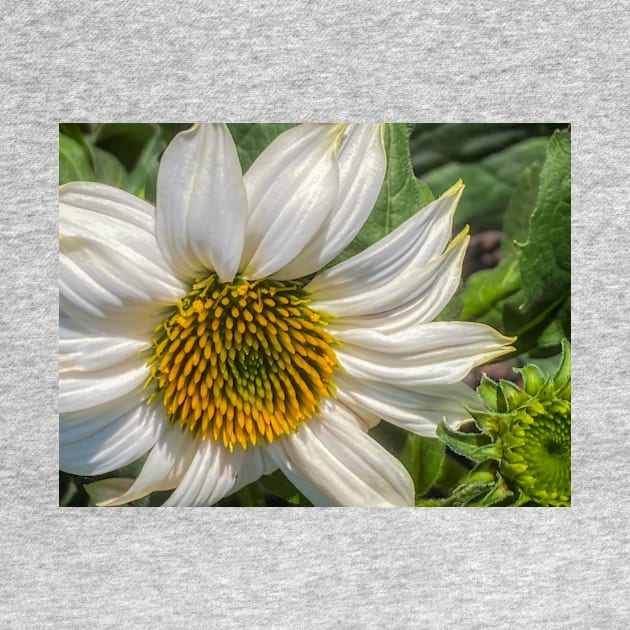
[[436, 340, 571, 507]]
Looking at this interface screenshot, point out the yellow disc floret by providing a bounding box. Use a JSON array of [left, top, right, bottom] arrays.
[[147, 274, 337, 451]]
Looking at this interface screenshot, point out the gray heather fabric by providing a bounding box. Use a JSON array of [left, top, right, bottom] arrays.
[[1, 1, 627, 627]]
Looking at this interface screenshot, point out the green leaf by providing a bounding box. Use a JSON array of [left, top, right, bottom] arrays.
[[90, 124, 161, 170], [228, 123, 297, 173], [436, 421, 499, 462], [331, 123, 434, 264], [370, 421, 454, 501], [410, 123, 564, 173], [474, 477, 513, 506], [432, 453, 471, 496], [59, 471, 90, 507], [159, 123, 194, 142], [505, 294, 568, 354], [530, 297, 570, 353], [91, 146, 128, 189], [518, 129, 571, 314], [462, 460, 499, 488], [59, 123, 95, 145], [502, 161, 542, 257], [454, 129, 570, 356], [459, 257, 521, 321], [258, 470, 313, 506], [85, 124, 167, 202], [399, 435, 446, 498], [436, 284, 464, 322], [125, 129, 166, 203], [420, 137, 550, 231], [554, 338, 571, 394], [368, 420, 409, 456], [237, 483, 266, 507], [59, 133, 94, 184]]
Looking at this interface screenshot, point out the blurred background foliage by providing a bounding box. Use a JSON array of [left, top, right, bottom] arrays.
[[59, 122, 570, 506]]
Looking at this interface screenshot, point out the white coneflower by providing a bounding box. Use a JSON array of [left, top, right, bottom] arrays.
[[60, 123, 513, 507]]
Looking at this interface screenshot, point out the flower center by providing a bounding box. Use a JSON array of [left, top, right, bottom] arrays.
[[147, 275, 337, 451], [501, 398, 571, 506]]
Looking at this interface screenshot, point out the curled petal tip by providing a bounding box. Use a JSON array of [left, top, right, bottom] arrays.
[[442, 179, 465, 197]]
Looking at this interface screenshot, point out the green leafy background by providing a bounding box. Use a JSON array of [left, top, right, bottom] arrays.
[[59, 122, 570, 507]]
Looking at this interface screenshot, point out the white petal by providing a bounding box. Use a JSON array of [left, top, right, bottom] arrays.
[[58, 312, 149, 427], [163, 439, 244, 506], [334, 322, 514, 385], [267, 399, 414, 506], [342, 405, 381, 431], [231, 447, 277, 495], [85, 478, 135, 504], [98, 426, 199, 506], [156, 124, 248, 282], [265, 445, 335, 507], [59, 358, 150, 414], [59, 400, 166, 476], [60, 181, 155, 230], [334, 236, 466, 330], [241, 124, 342, 279], [306, 181, 463, 298], [312, 232, 468, 318], [60, 184, 187, 336], [335, 373, 477, 437], [99, 432, 274, 507], [59, 388, 151, 435], [60, 315, 150, 372], [60, 384, 147, 442], [273, 124, 386, 279]]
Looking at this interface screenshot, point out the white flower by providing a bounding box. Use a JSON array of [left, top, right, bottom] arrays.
[[60, 123, 513, 507]]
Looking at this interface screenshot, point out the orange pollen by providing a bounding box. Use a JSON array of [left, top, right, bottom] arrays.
[[146, 274, 337, 451]]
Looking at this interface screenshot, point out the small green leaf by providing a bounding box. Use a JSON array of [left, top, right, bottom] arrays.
[[515, 363, 547, 397], [59, 134, 94, 184], [474, 477, 513, 506], [437, 421, 501, 462], [466, 409, 500, 435], [477, 374, 501, 411], [464, 460, 499, 487], [499, 380, 530, 408]]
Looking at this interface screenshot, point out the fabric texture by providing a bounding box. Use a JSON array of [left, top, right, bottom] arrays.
[[1, 0, 627, 627]]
